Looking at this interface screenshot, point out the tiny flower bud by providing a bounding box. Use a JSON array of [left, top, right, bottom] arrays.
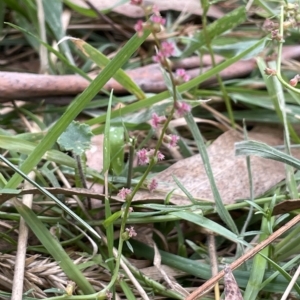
[[164, 134, 180, 147], [151, 113, 167, 128], [290, 78, 298, 87], [271, 29, 281, 40], [122, 226, 137, 240], [117, 187, 131, 200], [134, 20, 144, 37], [289, 74, 300, 87], [137, 149, 164, 165], [152, 4, 160, 15], [148, 178, 158, 192], [137, 148, 149, 165], [264, 67, 277, 76], [161, 41, 175, 57], [175, 68, 190, 83], [175, 101, 191, 116], [150, 14, 166, 25], [157, 151, 165, 161], [263, 19, 275, 31]]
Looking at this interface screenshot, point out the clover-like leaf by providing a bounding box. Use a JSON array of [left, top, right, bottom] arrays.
[[57, 121, 94, 156]]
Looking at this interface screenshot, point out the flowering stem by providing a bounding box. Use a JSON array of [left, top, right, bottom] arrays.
[[110, 43, 179, 296], [126, 137, 136, 188], [275, 5, 300, 94]]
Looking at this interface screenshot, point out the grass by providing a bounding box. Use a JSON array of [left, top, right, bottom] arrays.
[[1, 0, 300, 299]]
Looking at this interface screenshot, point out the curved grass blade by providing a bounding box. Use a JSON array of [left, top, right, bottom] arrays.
[[235, 140, 300, 170], [72, 38, 146, 99], [4, 28, 151, 189]]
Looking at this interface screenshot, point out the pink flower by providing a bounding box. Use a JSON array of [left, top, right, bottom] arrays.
[[175, 101, 191, 117], [153, 51, 165, 63], [290, 78, 298, 87], [130, 0, 142, 5], [137, 148, 149, 165], [157, 151, 164, 161], [152, 41, 175, 64], [137, 149, 164, 165], [290, 74, 300, 87], [176, 69, 190, 82], [150, 14, 166, 25], [117, 187, 131, 199], [164, 134, 180, 147], [148, 178, 158, 192], [151, 113, 166, 128], [126, 226, 137, 237], [161, 41, 175, 57], [134, 20, 144, 37]]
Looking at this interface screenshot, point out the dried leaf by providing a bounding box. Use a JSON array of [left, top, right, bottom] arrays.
[[85, 134, 104, 208], [134, 127, 300, 205], [69, 0, 224, 18], [224, 265, 244, 300], [272, 199, 300, 216]]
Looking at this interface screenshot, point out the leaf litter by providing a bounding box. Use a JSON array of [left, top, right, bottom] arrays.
[[134, 126, 300, 205]]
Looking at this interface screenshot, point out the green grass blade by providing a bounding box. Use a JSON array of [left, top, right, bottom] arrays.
[[119, 279, 137, 300], [42, 0, 74, 64], [182, 6, 246, 57], [6, 22, 89, 78], [87, 38, 267, 130], [4, 29, 151, 189], [130, 239, 298, 292], [235, 140, 300, 170], [185, 112, 239, 234], [0, 154, 101, 239], [243, 205, 270, 300], [72, 39, 146, 99], [170, 211, 246, 246], [103, 90, 113, 173]]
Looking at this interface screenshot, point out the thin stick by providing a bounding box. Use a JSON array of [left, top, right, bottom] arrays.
[[185, 213, 300, 300], [280, 265, 300, 300], [11, 172, 35, 300]]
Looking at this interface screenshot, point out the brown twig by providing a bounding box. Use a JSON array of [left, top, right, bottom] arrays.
[[185, 213, 300, 300]]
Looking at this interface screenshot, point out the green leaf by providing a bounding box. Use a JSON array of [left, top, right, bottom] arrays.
[[42, 0, 74, 64], [103, 91, 114, 173], [185, 112, 239, 234], [119, 279, 137, 300], [170, 211, 247, 246], [57, 121, 94, 156], [109, 127, 124, 176], [72, 38, 146, 99], [6, 23, 89, 78], [4, 27, 151, 189], [103, 210, 123, 228], [244, 205, 270, 300], [0, 154, 102, 239], [130, 239, 299, 293], [88, 38, 267, 132]]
